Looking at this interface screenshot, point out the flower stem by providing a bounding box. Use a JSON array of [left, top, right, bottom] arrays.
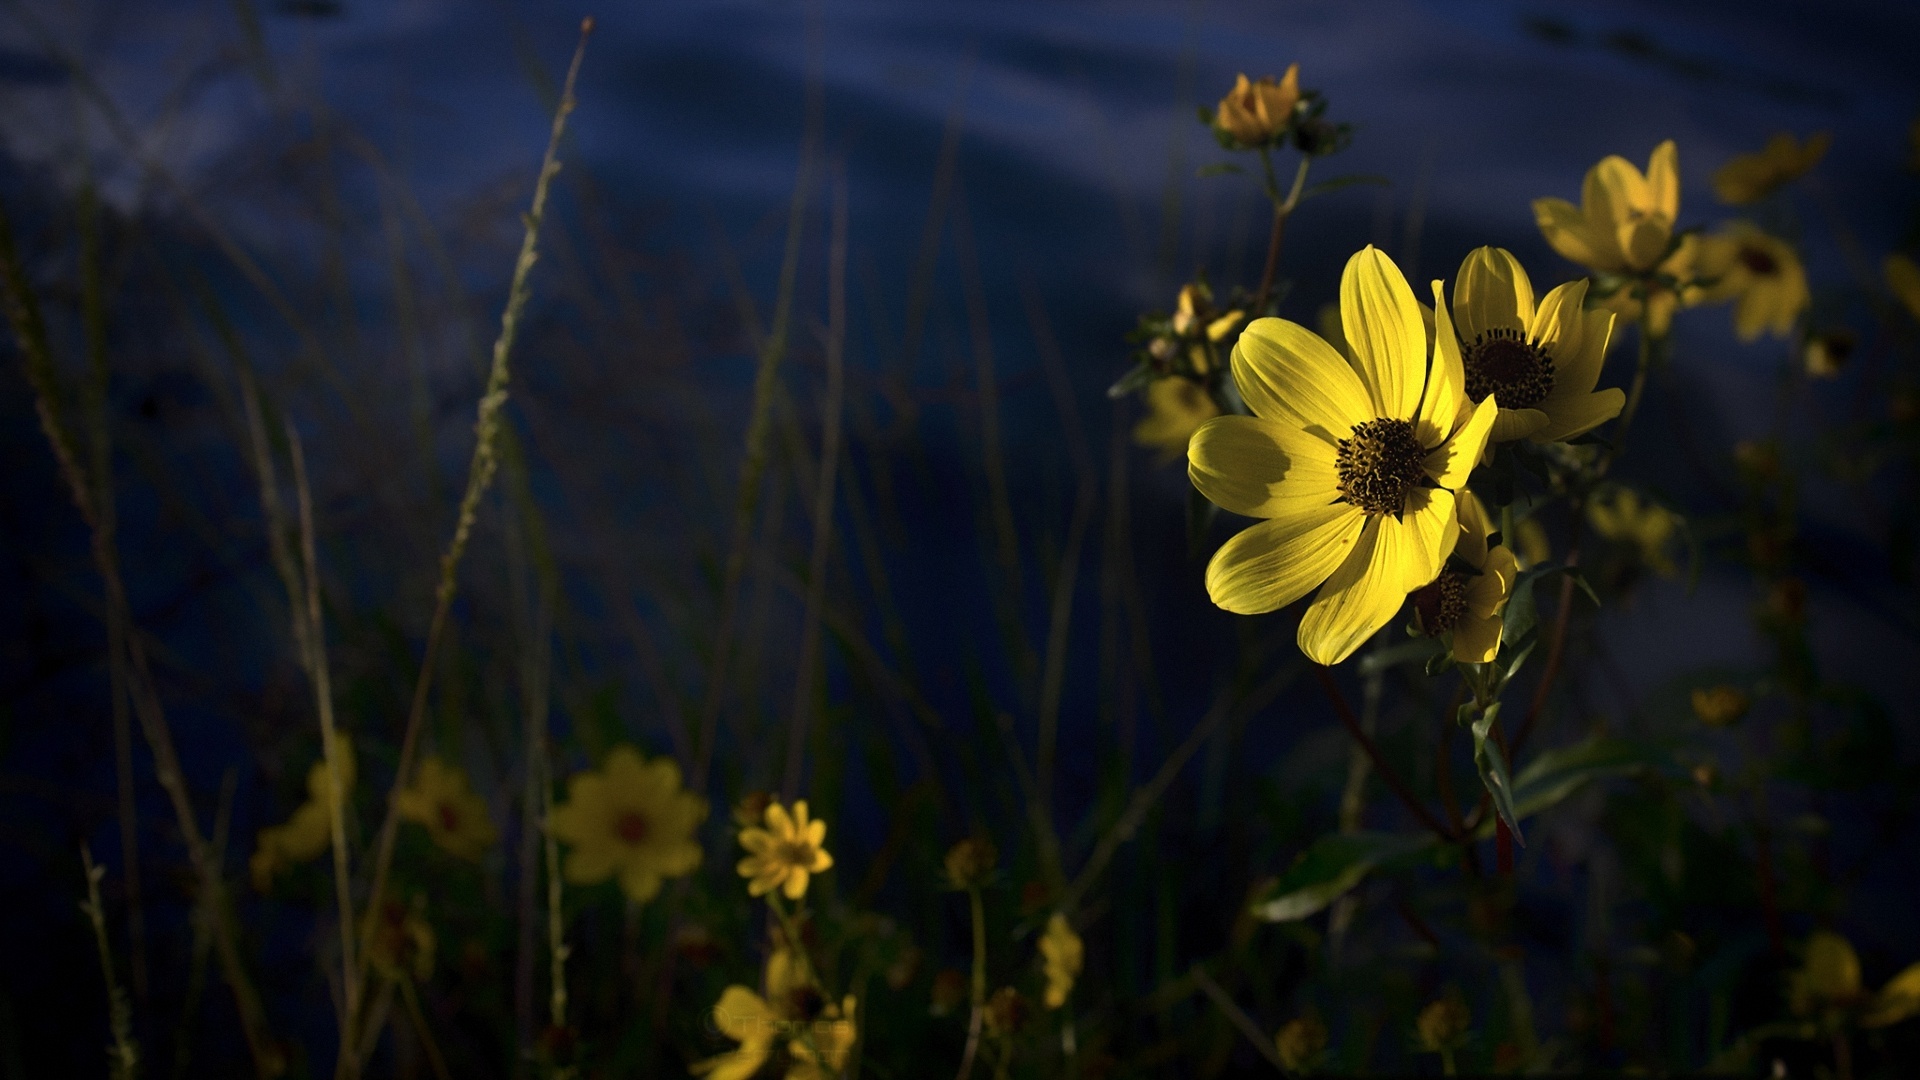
[[955, 885, 988, 1080], [1314, 666, 1455, 841], [1252, 156, 1312, 313]]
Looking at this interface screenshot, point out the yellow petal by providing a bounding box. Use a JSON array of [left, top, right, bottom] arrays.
[[766, 802, 795, 838], [1203, 502, 1366, 615], [1452, 611, 1501, 664], [1231, 318, 1368, 438], [1886, 254, 1920, 321], [1469, 547, 1518, 616], [1532, 281, 1602, 400], [783, 867, 811, 900], [1489, 407, 1549, 441], [1864, 962, 1920, 1027], [1339, 246, 1427, 421], [1529, 388, 1624, 444], [1423, 395, 1498, 490], [1454, 488, 1494, 568], [1645, 140, 1679, 223], [1187, 416, 1339, 519], [1206, 310, 1246, 342], [1533, 197, 1614, 271], [1297, 513, 1416, 666], [1617, 216, 1670, 272], [1396, 487, 1458, 590], [1417, 280, 1466, 446], [1454, 247, 1534, 344], [619, 864, 664, 903]]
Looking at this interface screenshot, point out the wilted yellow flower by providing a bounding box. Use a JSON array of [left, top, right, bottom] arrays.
[[1695, 223, 1809, 342], [1415, 996, 1471, 1052], [1587, 488, 1680, 578], [1804, 330, 1854, 379], [1039, 914, 1083, 1009], [1713, 132, 1829, 205], [394, 757, 497, 861], [250, 736, 357, 889], [738, 800, 834, 901], [1134, 378, 1219, 460], [548, 746, 707, 903], [1690, 685, 1749, 727], [1449, 246, 1623, 442], [1214, 66, 1301, 146], [1187, 247, 1497, 665], [1534, 140, 1679, 275], [1410, 490, 1518, 663], [360, 897, 435, 983], [1886, 253, 1920, 322], [1275, 1015, 1329, 1072]]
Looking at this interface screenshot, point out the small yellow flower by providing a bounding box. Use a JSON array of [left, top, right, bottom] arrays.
[[943, 837, 997, 890], [1514, 517, 1551, 570], [361, 897, 435, 983], [737, 800, 834, 901], [1690, 685, 1749, 727], [1885, 253, 1920, 322], [548, 746, 707, 903], [1039, 914, 1083, 1009], [1695, 223, 1809, 342], [1415, 996, 1471, 1052], [1791, 931, 1865, 1016], [1804, 330, 1854, 379], [1171, 282, 1245, 345], [1133, 378, 1220, 460], [1534, 140, 1680, 275], [1275, 1015, 1329, 1072], [1187, 246, 1498, 664], [1587, 488, 1680, 578], [1712, 132, 1829, 205], [1214, 66, 1301, 147], [1449, 246, 1623, 442], [1410, 490, 1518, 663], [394, 757, 497, 861], [788, 997, 858, 1080], [250, 736, 356, 889]]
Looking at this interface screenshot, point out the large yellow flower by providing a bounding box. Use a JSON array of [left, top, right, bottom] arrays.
[[548, 746, 707, 903], [1450, 246, 1623, 442], [737, 800, 834, 900], [1534, 141, 1680, 275], [1695, 223, 1809, 341], [1713, 132, 1828, 205], [1409, 490, 1517, 663], [394, 757, 497, 861], [1214, 66, 1300, 147], [250, 735, 356, 889], [1187, 246, 1498, 665], [1039, 914, 1083, 1009]]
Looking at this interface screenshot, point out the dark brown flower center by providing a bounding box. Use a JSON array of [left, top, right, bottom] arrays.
[[614, 811, 650, 845], [1738, 245, 1779, 276], [437, 802, 461, 833], [1411, 569, 1469, 634], [776, 841, 816, 867], [1463, 328, 1555, 410], [1335, 418, 1426, 516]]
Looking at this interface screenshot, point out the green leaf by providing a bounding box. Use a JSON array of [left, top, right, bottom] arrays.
[[1470, 703, 1523, 847], [1504, 735, 1678, 823], [1107, 362, 1155, 400], [1249, 831, 1434, 922]]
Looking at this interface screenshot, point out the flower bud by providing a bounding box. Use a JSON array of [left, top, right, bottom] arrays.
[[1213, 67, 1300, 147], [944, 837, 998, 889]]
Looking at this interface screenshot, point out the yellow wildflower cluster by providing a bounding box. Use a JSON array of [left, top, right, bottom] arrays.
[[1038, 914, 1082, 1009], [250, 735, 355, 890], [1588, 488, 1681, 578]]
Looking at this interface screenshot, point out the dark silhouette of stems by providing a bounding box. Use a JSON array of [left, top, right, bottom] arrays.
[[1314, 665, 1454, 841]]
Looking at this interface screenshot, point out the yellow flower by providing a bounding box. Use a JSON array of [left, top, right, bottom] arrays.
[[548, 746, 707, 903], [1791, 931, 1865, 1016], [788, 997, 858, 1080], [1187, 246, 1499, 665], [1514, 517, 1551, 570], [1593, 232, 1722, 338], [943, 837, 997, 890], [984, 987, 1029, 1037], [1415, 997, 1471, 1052], [250, 736, 356, 889], [694, 949, 856, 1080], [1214, 66, 1300, 147], [1274, 1015, 1329, 1072], [1712, 132, 1829, 205], [1695, 223, 1809, 342], [1039, 914, 1083, 1009], [1534, 140, 1680, 275], [1865, 962, 1920, 1028], [1587, 488, 1680, 578], [691, 986, 778, 1080], [1449, 246, 1623, 442], [1803, 330, 1854, 379], [1885, 253, 1920, 322], [1171, 282, 1245, 346], [737, 800, 834, 900], [360, 897, 435, 983], [1690, 685, 1749, 727], [1134, 378, 1220, 460], [1410, 490, 1517, 663], [394, 757, 497, 861]]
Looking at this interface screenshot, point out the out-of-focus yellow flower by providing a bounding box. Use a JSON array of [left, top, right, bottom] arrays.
[[1885, 254, 1920, 322], [1415, 996, 1471, 1052], [1791, 931, 1865, 1016], [1591, 232, 1726, 339], [1514, 517, 1551, 570], [737, 800, 834, 901], [1449, 246, 1623, 442], [1690, 685, 1749, 727], [1187, 247, 1496, 665], [1214, 66, 1301, 147], [250, 736, 357, 889], [1804, 330, 1854, 379], [1587, 488, 1680, 578], [984, 987, 1030, 1037], [1275, 1015, 1329, 1073], [1712, 132, 1829, 205], [943, 837, 997, 890], [690, 986, 778, 1080], [1410, 490, 1517, 663], [1172, 282, 1245, 346], [361, 897, 435, 983], [1133, 378, 1219, 460], [1534, 141, 1680, 275], [1865, 962, 1920, 1028], [1039, 914, 1083, 1009], [1695, 223, 1809, 342], [395, 757, 497, 861], [548, 746, 707, 904], [788, 997, 858, 1080]]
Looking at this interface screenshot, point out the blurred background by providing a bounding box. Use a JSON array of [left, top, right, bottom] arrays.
[[1, 0, 1917, 1075]]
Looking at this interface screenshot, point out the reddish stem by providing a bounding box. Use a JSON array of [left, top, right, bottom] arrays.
[[1314, 665, 1454, 842]]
